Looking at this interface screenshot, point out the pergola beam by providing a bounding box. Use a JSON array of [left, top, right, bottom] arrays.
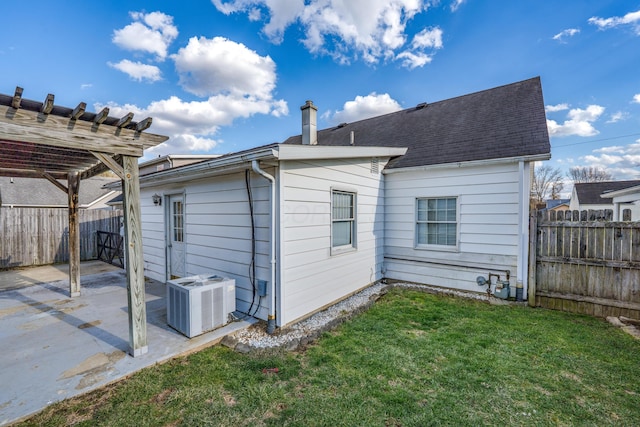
[[0, 154, 98, 171], [0, 167, 67, 179], [135, 117, 153, 132], [93, 107, 109, 125], [116, 112, 134, 129], [71, 102, 86, 120], [41, 94, 54, 114], [40, 171, 69, 194], [12, 87, 23, 109], [0, 105, 167, 157], [91, 151, 125, 179]]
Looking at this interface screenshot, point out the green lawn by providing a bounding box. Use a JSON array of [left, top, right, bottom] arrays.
[[22, 288, 640, 426]]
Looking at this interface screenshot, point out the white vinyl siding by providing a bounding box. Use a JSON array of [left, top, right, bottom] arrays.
[[279, 158, 388, 326], [384, 162, 522, 293], [139, 170, 273, 321]]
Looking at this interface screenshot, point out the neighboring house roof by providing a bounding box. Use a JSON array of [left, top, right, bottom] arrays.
[[546, 199, 570, 210], [0, 176, 119, 208], [573, 180, 640, 206], [106, 194, 123, 206], [282, 77, 551, 169]]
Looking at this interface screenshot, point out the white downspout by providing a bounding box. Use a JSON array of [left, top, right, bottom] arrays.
[[518, 160, 530, 301], [251, 160, 277, 334]]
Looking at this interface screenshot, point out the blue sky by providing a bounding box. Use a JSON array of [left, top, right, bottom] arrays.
[[1, 1, 639, 194]]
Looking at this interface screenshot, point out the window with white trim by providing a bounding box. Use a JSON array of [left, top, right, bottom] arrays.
[[416, 197, 457, 246], [332, 190, 356, 251]]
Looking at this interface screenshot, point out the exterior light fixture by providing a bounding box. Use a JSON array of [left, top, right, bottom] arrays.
[[152, 194, 162, 206]]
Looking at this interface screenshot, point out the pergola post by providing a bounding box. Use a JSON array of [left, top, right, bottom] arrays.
[[121, 155, 148, 357], [68, 171, 81, 297]]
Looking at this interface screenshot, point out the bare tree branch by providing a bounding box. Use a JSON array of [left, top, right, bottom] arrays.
[[567, 166, 614, 183], [532, 164, 564, 204]]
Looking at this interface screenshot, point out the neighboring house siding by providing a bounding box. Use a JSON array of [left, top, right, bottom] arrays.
[[622, 203, 640, 221], [384, 162, 521, 292], [140, 170, 272, 321], [279, 158, 387, 326], [568, 187, 578, 211]]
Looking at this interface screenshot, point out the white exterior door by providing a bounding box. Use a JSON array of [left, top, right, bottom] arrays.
[[168, 194, 186, 279]]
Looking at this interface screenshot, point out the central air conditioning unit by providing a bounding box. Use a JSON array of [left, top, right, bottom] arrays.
[[167, 274, 236, 338]]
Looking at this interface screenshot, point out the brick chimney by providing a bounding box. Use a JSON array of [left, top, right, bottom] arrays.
[[300, 100, 317, 145]]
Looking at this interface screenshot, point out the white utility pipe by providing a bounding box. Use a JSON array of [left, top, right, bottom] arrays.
[[518, 160, 529, 301], [251, 160, 277, 334]]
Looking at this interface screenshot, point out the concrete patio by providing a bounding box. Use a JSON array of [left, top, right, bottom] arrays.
[[0, 261, 255, 425]]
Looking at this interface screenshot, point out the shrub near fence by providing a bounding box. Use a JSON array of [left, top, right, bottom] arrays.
[[0, 207, 122, 269], [530, 208, 640, 320]]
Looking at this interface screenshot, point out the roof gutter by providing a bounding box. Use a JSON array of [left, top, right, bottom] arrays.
[[382, 153, 551, 174], [105, 146, 278, 189]]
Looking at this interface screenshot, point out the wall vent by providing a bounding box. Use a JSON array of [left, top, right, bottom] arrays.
[[371, 157, 379, 174]]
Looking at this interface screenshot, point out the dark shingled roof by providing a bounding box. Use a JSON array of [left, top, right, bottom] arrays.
[[282, 77, 550, 169], [573, 180, 640, 205]]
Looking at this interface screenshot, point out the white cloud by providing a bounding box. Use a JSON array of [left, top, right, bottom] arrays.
[[248, 7, 262, 21], [106, 11, 288, 156], [412, 27, 443, 49], [98, 92, 288, 156], [545, 103, 569, 113], [325, 92, 402, 124], [588, 9, 640, 35], [606, 111, 628, 124], [546, 105, 604, 137], [594, 145, 624, 154], [101, 35, 287, 155], [211, 0, 442, 68], [172, 36, 277, 98], [552, 28, 580, 42], [633, 94, 640, 103], [80, 83, 92, 90], [112, 11, 178, 60], [396, 50, 433, 69], [450, 0, 465, 12], [108, 59, 162, 82], [578, 139, 640, 179]]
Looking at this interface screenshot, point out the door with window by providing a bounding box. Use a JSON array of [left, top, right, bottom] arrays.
[[168, 194, 186, 279]]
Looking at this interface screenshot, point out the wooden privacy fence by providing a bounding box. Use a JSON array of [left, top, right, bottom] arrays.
[[0, 207, 122, 269], [529, 208, 640, 320]]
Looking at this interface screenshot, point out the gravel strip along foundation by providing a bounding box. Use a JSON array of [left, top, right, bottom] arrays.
[[220, 281, 492, 353]]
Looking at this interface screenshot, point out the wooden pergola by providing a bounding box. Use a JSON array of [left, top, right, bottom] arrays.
[[0, 87, 168, 356]]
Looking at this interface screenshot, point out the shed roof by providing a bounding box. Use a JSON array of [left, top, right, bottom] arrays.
[[573, 180, 640, 205], [282, 77, 551, 169]]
